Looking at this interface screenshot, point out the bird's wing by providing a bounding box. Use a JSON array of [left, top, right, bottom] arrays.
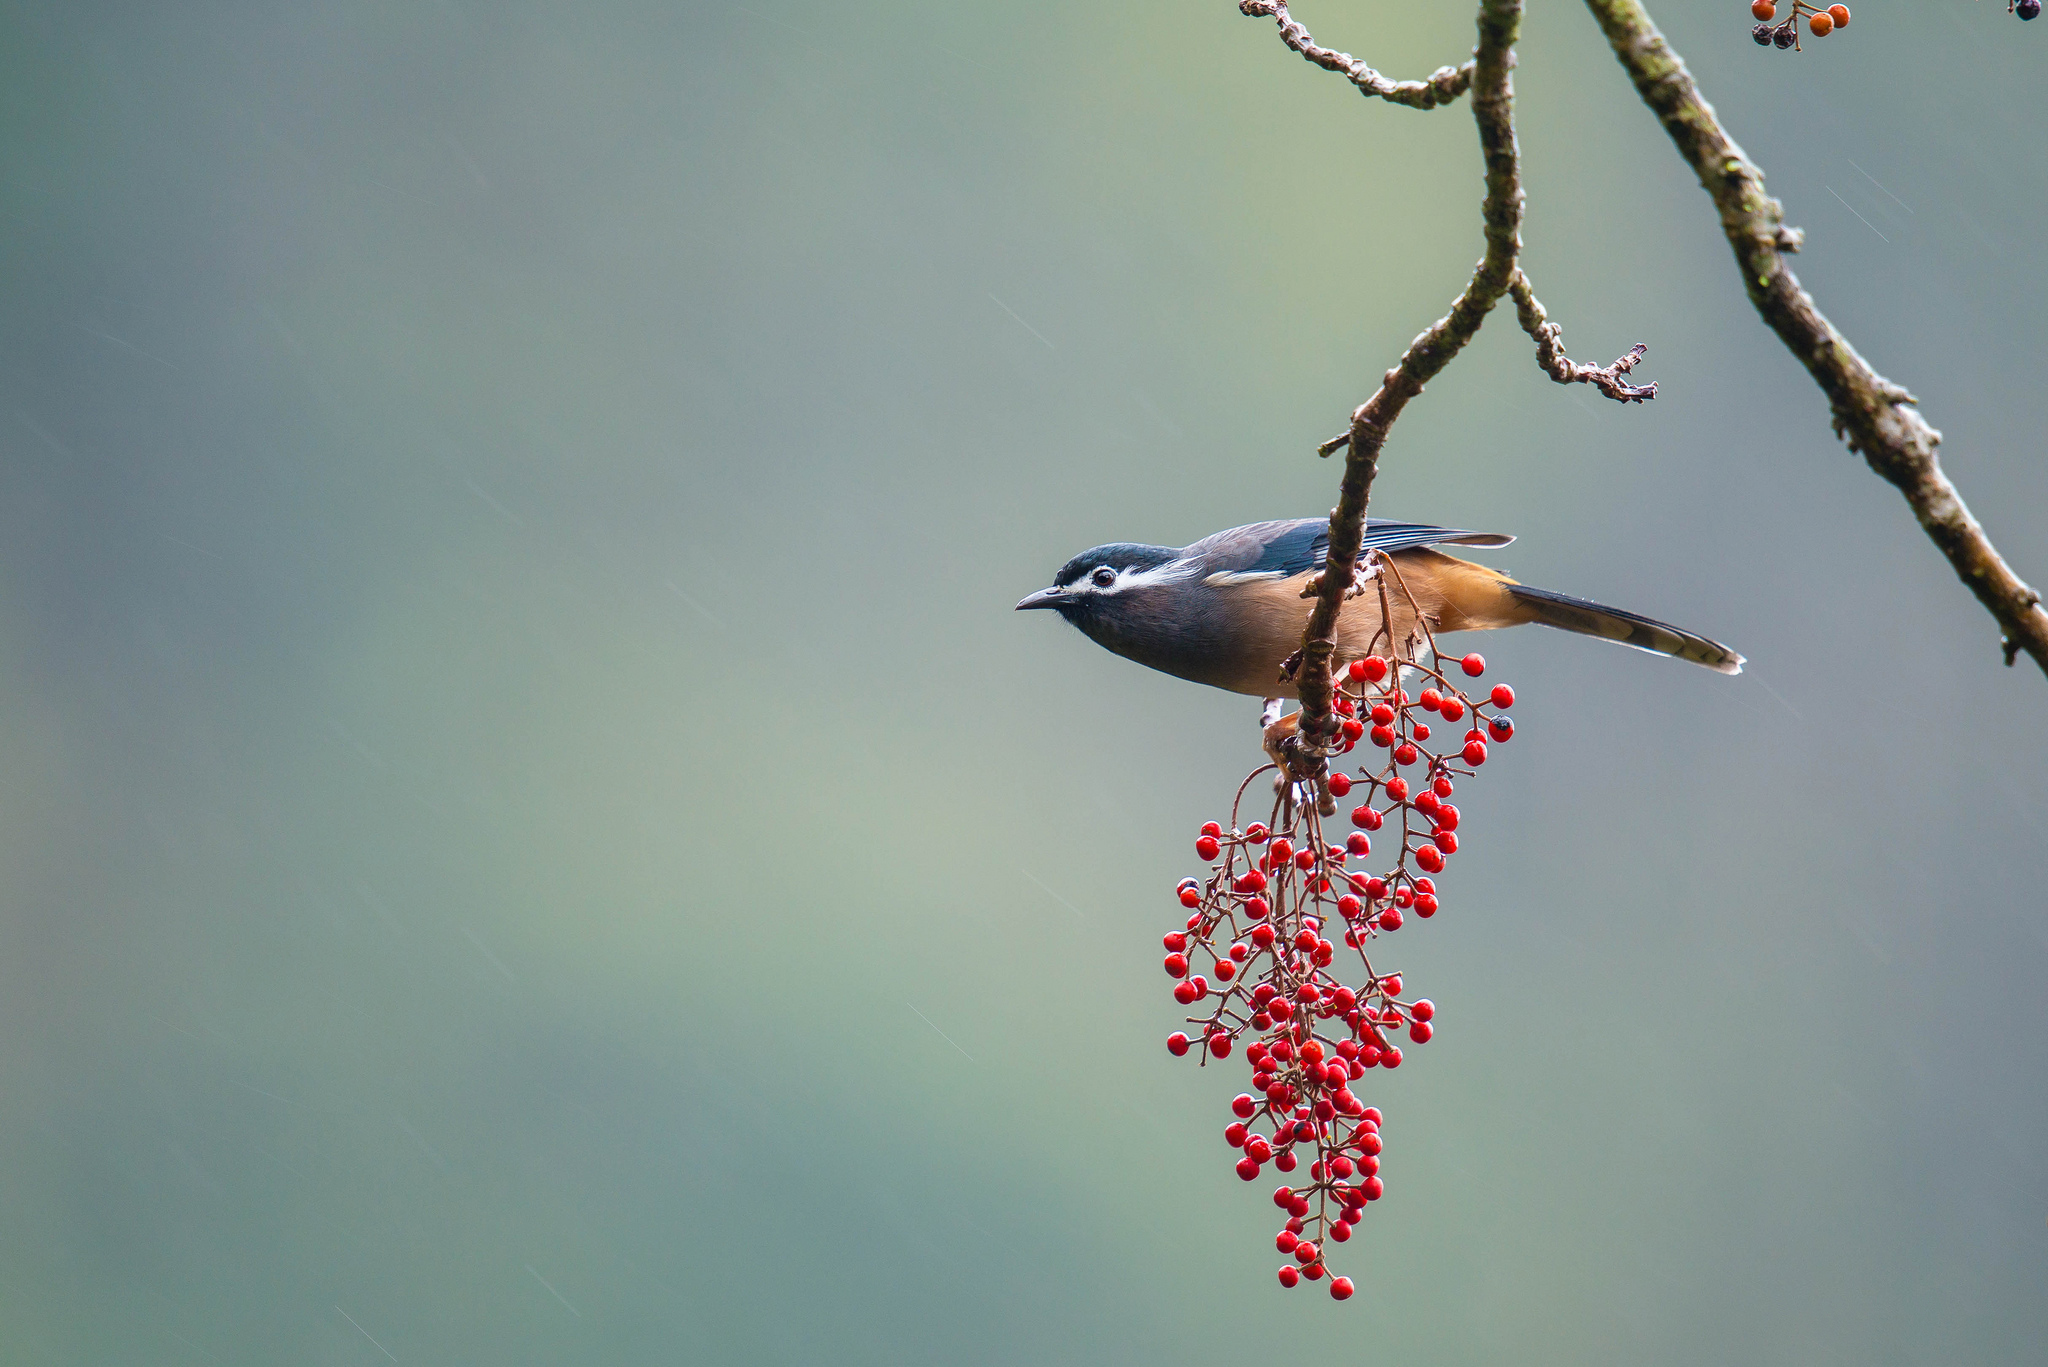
[[1185, 518, 1514, 578]]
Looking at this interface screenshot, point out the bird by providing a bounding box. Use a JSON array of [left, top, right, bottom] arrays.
[[1015, 517, 1742, 696]]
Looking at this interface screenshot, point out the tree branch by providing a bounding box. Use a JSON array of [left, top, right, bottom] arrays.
[[1282, 0, 1526, 760], [1507, 270, 1657, 402], [1583, 0, 2048, 675], [1239, 0, 1475, 110]]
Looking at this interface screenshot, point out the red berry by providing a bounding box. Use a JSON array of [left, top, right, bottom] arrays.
[[1276, 1229, 1300, 1253], [1236, 1156, 1261, 1181], [1362, 1107, 1382, 1125], [1173, 980, 1198, 1004], [1195, 835, 1221, 860], [1210, 1033, 1233, 1057], [1272, 1185, 1294, 1209], [1432, 776, 1454, 799], [1369, 703, 1395, 725], [1340, 718, 1364, 742], [1346, 832, 1371, 856], [1411, 998, 1434, 1021], [1419, 688, 1442, 711], [1251, 923, 1276, 948], [1381, 974, 1401, 996], [1328, 1219, 1352, 1243], [1435, 831, 1458, 855], [1489, 684, 1514, 709], [1488, 716, 1513, 742], [1435, 804, 1459, 832], [1164, 953, 1188, 977], [1377, 907, 1402, 932], [1415, 844, 1445, 873], [1357, 1130, 1383, 1156], [1385, 777, 1409, 802], [1328, 772, 1353, 797], [1269, 838, 1292, 863], [1163, 932, 1186, 951], [1462, 739, 1487, 766], [1346, 659, 1367, 681], [1294, 1240, 1319, 1265], [1179, 887, 1201, 908], [1363, 1176, 1384, 1200], [1393, 743, 1419, 766], [1278, 1266, 1300, 1288], [1409, 1021, 1432, 1043], [1245, 896, 1270, 920], [1438, 697, 1463, 723], [1225, 1121, 1249, 1147], [1380, 1046, 1402, 1069], [1460, 653, 1485, 676], [1337, 894, 1363, 918], [1233, 1093, 1258, 1118], [1330, 1275, 1355, 1300], [1360, 657, 1388, 682], [1369, 725, 1395, 748], [1167, 1032, 1190, 1056]]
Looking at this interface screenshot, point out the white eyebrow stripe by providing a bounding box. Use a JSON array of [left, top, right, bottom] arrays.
[[1117, 559, 1202, 591], [1203, 569, 1289, 588]]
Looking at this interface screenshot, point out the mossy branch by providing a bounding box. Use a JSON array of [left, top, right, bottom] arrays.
[[1582, 0, 2048, 675]]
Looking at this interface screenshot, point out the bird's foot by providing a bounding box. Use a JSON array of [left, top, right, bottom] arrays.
[[1262, 710, 1337, 817]]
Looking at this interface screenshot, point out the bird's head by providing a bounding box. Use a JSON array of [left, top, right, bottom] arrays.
[[1014, 542, 1189, 627]]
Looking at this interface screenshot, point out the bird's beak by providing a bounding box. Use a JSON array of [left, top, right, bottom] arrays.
[[1015, 587, 1064, 611]]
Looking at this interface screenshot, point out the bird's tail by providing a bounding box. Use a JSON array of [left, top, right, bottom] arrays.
[[1506, 584, 1744, 674]]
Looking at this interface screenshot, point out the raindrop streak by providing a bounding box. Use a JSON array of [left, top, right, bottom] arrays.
[[526, 1265, 582, 1318], [905, 1002, 975, 1062], [988, 294, 1057, 351], [334, 1307, 398, 1362], [1019, 868, 1087, 921], [1848, 160, 1913, 214], [1825, 186, 1890, 244]]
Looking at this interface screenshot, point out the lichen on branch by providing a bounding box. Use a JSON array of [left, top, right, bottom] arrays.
[[1237, 0, 1474, 109]]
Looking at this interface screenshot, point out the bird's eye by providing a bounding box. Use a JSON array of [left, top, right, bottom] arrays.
[[1091, 567, 1117, 587]]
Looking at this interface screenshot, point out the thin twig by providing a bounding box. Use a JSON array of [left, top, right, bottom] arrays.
[[1239, 0, 1474, 110], [1583, 0, 2048, 675], [1507, 269, 1657, 402]]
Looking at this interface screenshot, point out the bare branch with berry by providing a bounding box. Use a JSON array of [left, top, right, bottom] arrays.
[[1748, 1, 1851, 50]]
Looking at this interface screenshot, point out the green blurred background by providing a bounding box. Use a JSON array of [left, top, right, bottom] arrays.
[[2, 1, 2043, 1361]]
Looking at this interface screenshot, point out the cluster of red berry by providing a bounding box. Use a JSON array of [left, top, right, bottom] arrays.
[[1162, 651, 1516, 1299], [1750, 0, 1851, 48]]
